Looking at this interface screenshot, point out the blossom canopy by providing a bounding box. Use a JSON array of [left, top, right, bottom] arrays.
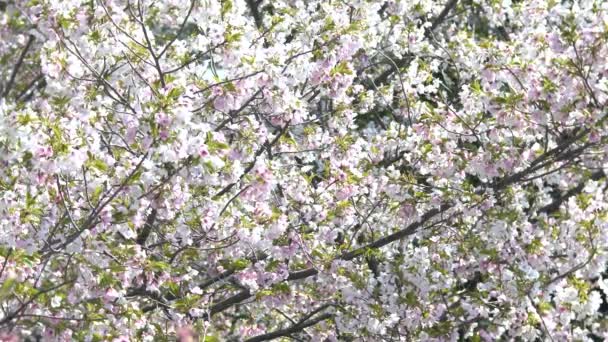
[[2, 0, 608, 341]]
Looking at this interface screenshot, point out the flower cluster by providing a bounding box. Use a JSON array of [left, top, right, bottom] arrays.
[[1, 0, 608, 341]]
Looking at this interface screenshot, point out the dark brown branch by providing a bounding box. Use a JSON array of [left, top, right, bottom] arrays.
[[213, 121, 290, 199], [537, 169, 605, 215], [3, 34, 35, 98], [134, 0, 166, 88], [15, 73, 44, 101], [199, 204, 451, 318], [286, 267, 319, 281], [137, 155, 194, 201], [158, 0, 196, 58], [136, 208, 158, 245], [198, 269, 236, 289], [208, 288, 252, 317], [340, 204, 451, 260], [245, 0, 264, 30], [427, 0, 459, 34], [42, 153, 149, 256], [244, 313, 333, 342], [374, 0, 459, 85], [195, 70, 264, 95], [0, 248, 11, 281], [164, 41, 226, 74], [212, 89, 263, 131], [0, 278, 76, 326], [492, 139, 593, 190]]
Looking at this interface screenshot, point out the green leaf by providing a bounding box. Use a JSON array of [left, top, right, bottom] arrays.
[[127, 169, 144, 185], [148, 260, 170, 272], [470, 79, 482, 93], [220, 0, 233, 17], [0, 278, 16, 300], [207, 140, 229, 152], [331, 60, 353, 76], [88, 158, 109, 172], [229, 258, 249, 271], [91, 185, 104, 203], [89, 29, 102, 43]]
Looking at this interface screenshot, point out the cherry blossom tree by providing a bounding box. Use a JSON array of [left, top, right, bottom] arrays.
[[2, 0, 608, 340]]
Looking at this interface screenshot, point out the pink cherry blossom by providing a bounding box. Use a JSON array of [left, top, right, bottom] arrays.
[[1, 0, 608, 341]]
